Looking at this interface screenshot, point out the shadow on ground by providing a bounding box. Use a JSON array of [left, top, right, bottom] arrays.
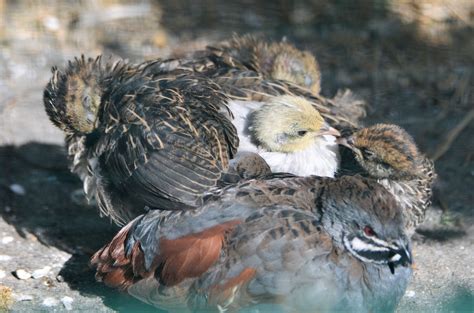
[[0, 142, 157, 312]]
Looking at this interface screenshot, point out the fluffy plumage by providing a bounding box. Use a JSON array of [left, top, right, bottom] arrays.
[[153, 34, 367, 129], [44, 56, 340, 225], [338, 124, 436, 234], [91, 175, 412, 313]]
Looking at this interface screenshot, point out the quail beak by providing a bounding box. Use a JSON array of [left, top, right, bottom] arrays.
[[336, 136, 355, 149], [387, 244, 412, 275], [317, 124, 341, 137]]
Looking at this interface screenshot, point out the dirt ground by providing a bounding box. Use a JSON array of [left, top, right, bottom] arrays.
[[0, 1, 473, 312]]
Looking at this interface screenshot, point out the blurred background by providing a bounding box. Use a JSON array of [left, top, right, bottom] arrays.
[[0, 0, 472, 312]]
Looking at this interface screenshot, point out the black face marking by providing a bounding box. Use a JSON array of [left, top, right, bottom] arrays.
[[297, 130, 307, 136], [388, 262, 395, 274]]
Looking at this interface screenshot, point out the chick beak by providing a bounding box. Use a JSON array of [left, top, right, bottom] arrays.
[[318, 124, 341, 137], [336, 136, 355, 149]]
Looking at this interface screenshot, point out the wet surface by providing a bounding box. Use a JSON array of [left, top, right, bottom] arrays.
[[0, 0, 473, 312]]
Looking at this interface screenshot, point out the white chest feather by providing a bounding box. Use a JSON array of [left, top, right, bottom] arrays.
[[227, 100, 339, 177]]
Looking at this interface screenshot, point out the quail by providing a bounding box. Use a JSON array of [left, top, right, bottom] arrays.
[[91, 173, 412, 313], [44, 56, 340, 224], [150, 34, 367, 130], [338, 124, 436, 234]]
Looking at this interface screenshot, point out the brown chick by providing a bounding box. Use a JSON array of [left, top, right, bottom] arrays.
[[338, 124, 436, 235]]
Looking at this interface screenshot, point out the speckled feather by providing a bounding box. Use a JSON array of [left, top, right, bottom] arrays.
[[146, 34, 366, 129], [338, 124, 437, 234], [44, 57, 241, 224]]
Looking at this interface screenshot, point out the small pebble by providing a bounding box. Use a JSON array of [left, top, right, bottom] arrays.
[[14, 294, 33, 302], [32, 266, 51, 279], [13, 269, 31, 280], [9, 184, 26, 196], [42, 297, 58, 307], [56, 275, 64, 283], [406, 290, 416, 298], [0, 270, 5, 279], [0, 255, 12, 261], [1, 237, 14, 244], [61, 296, 74, 311]]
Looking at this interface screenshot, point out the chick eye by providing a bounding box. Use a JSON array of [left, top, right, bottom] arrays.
[[297, 130, 308, 136], [361, 148, 375, 159], [83, 95, 91, 109], [364, 226, 376, 237]]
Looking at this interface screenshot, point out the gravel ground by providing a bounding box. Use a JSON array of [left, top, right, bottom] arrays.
[[0, 1, 473, 312]]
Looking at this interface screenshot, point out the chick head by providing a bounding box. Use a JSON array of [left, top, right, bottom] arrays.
[[44, 56, 103, 134], [270, 44, 321, 94], [252, 95, 339, 153], [340, 124, 421, 179]]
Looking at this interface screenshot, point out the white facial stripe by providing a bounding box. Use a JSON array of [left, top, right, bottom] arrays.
[[351, 237, 390, 252], [343, 236, 385, 264], [390, 254, 402, 262]]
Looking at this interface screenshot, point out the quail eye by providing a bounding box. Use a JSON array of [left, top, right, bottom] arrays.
[[363, 226, 376, 237], [297, 130, 308, 136], [379, 161, 392, 170], [361, 148, 375, 159], [83, 95, 91, 109]]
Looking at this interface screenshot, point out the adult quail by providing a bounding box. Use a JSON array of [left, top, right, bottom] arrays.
[[338, 124, 436, 234], [91, 174, 412, 313], [44, 56, 340, 224]]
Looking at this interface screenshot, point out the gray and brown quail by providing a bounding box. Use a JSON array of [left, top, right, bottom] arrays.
[[91, 174, 412, 313]]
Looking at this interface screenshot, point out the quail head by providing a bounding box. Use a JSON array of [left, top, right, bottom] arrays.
[[230, 95, 341, 177], [91, 174, 412, 313], [44, 56, 339, 225], [338, 123, 436, 234], [216, 34, 322, 94]]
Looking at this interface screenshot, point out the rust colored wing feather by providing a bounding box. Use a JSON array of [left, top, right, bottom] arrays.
[[91, 216, 242, 291], [158, 220, 241, 286]]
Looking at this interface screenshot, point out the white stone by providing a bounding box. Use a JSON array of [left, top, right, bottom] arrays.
[[0, 270, 5, 279], [0, 255, 12, 261], [14, 294, 33, 302], [42, 297, 59, 307], [9, 184, 26, 195], [1, 236, 14, 244], [13, 269, 31, 280], [32, 266, 51, 279], [406, 290, 416, 298], [61, 296, 74, 311]]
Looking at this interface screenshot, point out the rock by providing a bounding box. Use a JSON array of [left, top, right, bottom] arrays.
[[9, 184, 26, 196], [13, 269, 31, 280], [61, 296, 74, 311], [42, 297, 58, 307], [32, 266, 51, 279], [14, 294, 33, 302], [0, 255, 12, 261], [56, 275, 64, 282], [406, 290, 416, 298], [1, 237, 14, 244]]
